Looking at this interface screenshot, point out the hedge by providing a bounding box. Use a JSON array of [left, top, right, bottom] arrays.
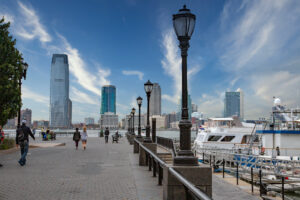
[[0, 138, 15, 150]]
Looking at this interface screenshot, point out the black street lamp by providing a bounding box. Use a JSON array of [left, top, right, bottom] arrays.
[[173, 5, 198, 165], [132, 108, 136, 135], [18, 62, 28, 127], [144, 80, 153, 143], [127, 117, 130, 133], [136, 96, 143, 138], [130, 112, 134, 135]]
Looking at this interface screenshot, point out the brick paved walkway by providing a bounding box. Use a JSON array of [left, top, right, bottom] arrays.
[[0, 137, 162, 200]]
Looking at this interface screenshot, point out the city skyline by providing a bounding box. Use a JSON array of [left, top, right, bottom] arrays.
[[1, 0, 300, 122]]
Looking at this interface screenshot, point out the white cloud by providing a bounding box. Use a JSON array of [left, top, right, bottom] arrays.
[[16, 1, 51, 43], [122, 70, 144, 80], [70, 87, 98, 105], [197, 92, 224, 118], [22, 86, 49, 104], [161, 28, 202, 104], [1, 13, 14, 23]]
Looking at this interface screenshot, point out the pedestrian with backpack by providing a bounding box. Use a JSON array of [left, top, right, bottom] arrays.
[[73, 128, 81, 150], [15, 120, 35, 166]]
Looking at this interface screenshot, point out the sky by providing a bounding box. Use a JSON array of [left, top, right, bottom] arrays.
[[1, 0, 300, 123]]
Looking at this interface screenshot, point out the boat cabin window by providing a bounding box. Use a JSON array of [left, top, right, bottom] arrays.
[[241, 135, 259, 144], [221, 136, 235, 142], [208, 136, 222, 141]]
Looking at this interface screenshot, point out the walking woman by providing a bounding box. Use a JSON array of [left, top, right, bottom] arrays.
[[73, 128, 81, 150], [81, 127, 88, 150]]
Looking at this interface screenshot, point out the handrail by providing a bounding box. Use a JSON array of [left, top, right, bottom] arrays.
[[135, 138, 212, 200], [169, 168, 212, 200]]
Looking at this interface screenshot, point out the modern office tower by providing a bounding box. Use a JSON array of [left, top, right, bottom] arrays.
[[84, 117, 95, 125], [21, 108, 32, 126], [224, 88, 244, 120], [165, 112, 177, 128], [100, 85, 116, 114], [50, 54, 72, 128], [100, 112, 118, 129], [149, 83, 161, 116], [192, 103, 198, 113]]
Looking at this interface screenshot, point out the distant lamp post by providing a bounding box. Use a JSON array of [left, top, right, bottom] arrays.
[[127, 117, 130, 133], [132, 108, 136, 135], [136, 96, 143, 138], [18, 62, 28, 127], [130, 112, 133, 134], [173, 5, 198, 165], [144, 80, 153, 143]]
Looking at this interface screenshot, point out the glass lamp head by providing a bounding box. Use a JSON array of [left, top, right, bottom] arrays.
[[144, 80, 153, 94], [137, 96, 143, 106], [132, 108, 136, 114], [173, 5, 196, 39]]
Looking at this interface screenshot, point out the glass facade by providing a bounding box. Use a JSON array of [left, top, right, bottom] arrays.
[[50, 54, 72, 128], [100, 85, 116, 114], [224, 91, 241, 119]]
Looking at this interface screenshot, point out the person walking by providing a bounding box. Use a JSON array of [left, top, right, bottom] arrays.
[[81, 127, 88, 150], [73, 128, 81, 150], [15, 120, 35, 166], [104, 127, 109, 143]]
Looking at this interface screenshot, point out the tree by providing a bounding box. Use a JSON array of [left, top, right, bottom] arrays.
[[0, 17, 25, 127]]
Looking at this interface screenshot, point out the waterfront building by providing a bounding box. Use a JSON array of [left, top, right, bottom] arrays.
[[150, 115, 165, 129], [50, 54, 72, 128], [21, 108, 32, 126], [149, 83, 161, 116], [33, 120, 49, 129], [100, 112, 118, 129], [125, 114, 145, 130], [100, 85, 116, 114], [176, 94, 192, 120], [170, 121, 180, 129], [165, 112, 177, 128], [84, 117, 95, 125], [224, 88, 244, 120]]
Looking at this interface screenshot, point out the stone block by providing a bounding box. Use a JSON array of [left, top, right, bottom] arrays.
[[163, 165, 212, 200], [139, 143, 157, 166]]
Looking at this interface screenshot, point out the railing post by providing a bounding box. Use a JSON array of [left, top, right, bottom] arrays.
[[153, 160, 156, 177], [152, 118, 156, 143], [251, 167, 254, 193], [146, 153, 149, 166], [203, 152, 205, 163], [259, 169, 262, 197], [158, 165, 163, 185], [282, 176, 285, 200], [223, 159, 225, 178], [236, 163, 239, 185], [149, 156, 152, 171], [210, 155, 212, 167]]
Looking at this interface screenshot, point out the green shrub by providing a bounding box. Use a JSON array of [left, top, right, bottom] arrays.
[[0, 138, 15, 150]]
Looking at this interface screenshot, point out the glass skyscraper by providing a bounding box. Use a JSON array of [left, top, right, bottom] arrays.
[[50, 54, 72, 128], [150, 83, 161, 116], [224, 89, 244, 120], [100, 85, 116, 114]]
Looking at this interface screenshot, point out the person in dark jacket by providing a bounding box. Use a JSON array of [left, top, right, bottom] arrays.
[[73, 128, 81, 150], [16, 120, 35, 166], [104, 127, 109, 143]]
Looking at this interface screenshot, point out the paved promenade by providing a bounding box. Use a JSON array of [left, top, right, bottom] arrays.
[[0, 136, 259, 200], [0, 137, 162, 200]]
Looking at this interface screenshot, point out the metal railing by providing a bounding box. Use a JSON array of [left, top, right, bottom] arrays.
[[135, 138, 212, 200]]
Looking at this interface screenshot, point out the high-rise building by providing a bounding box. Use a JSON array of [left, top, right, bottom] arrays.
[[192, 103, 198, 113], [165, 112, 177, 128], [100, 112, 118, 129], [224, 88, 244, 120], [176, 94, 192, 120], [125, 114, 145, 130], [150, 83, 161, 116], [21, 108, 32, 126], [50, 54, 72, 128], [100, 85, 116, 114]]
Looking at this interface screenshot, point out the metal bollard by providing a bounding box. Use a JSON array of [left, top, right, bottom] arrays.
[[251, 167, 254, 193], [152, 118, 156, 143], [203, 152, 205, 163], [259, 169, 262, 197], [210, 155, 212, 167], [146, 153, 148, 166], [149, 156, 152, 171]]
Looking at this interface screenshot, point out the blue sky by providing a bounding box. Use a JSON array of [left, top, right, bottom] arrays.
[[1, 0, 300, 122]]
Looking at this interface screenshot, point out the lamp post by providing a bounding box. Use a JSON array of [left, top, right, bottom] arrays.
[[132, 108, 136, 135], [17, 62, 28, 127], [173, 5, 198, 165], [130, 112, 133, 135], [136, 96, 143, 138], [127, 117, 130, 133], [144, 80, 153, 143]]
